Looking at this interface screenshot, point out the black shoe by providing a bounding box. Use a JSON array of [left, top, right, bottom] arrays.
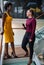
[[11, 52, 18, 58]]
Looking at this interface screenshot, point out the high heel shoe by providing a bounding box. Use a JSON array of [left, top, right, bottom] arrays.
[[11, 52, 18, 58]]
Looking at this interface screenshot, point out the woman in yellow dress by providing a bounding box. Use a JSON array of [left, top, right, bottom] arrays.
[[2, 2, 17, 58]]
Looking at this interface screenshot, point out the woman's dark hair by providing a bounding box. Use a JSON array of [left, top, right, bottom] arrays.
[[29, 9, 34, 16], [5, 2, 12, 10]]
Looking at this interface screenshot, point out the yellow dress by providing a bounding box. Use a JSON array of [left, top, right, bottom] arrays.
[[4, 12, 14, 43]]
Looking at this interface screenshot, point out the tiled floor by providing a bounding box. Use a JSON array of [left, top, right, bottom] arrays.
[[0, 45, 29, 57]]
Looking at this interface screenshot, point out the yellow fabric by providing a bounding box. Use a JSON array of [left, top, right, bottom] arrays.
[[4, 12, 14, 43]]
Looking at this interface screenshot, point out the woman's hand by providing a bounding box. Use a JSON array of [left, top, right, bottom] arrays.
[[29, 39, 32, 42], [13, 32, 14, 35], [1, 32, 4, 35], [22, 23, 25, 26], [22, 23, 26, 29]]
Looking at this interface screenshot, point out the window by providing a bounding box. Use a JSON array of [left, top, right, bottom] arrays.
[[0, 0, 44, 18]]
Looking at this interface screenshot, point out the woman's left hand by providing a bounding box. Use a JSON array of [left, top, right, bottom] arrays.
[[13, 32, 14, 35], [29, 39, 32, 42]]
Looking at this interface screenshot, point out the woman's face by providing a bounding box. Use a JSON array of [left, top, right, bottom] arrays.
[[26, 10, 32, 17], [7, 5, 12, 11]]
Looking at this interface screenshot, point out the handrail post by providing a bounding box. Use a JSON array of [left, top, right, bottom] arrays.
[[0, 0, 3, 13]]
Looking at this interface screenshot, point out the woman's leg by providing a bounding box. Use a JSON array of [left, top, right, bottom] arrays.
[[5, 43, 8, 56], [22, 34, 28, 56], [11, 42, 17, 57], [28, 41, 34, 65], [28, 36, 35, 65], [4, 43, 12, 59]]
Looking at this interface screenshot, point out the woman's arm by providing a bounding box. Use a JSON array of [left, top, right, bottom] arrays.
[[2, 13, 7, 34], [30, 19, 36, 41], [22, 23, 26, 29]]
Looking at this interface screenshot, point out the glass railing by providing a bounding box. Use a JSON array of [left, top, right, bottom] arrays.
[[35, 27, 44, 43], [34, 27, 44, 65]]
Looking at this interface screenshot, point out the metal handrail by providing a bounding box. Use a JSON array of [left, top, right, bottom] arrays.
[[36, 13, 44, 19]]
